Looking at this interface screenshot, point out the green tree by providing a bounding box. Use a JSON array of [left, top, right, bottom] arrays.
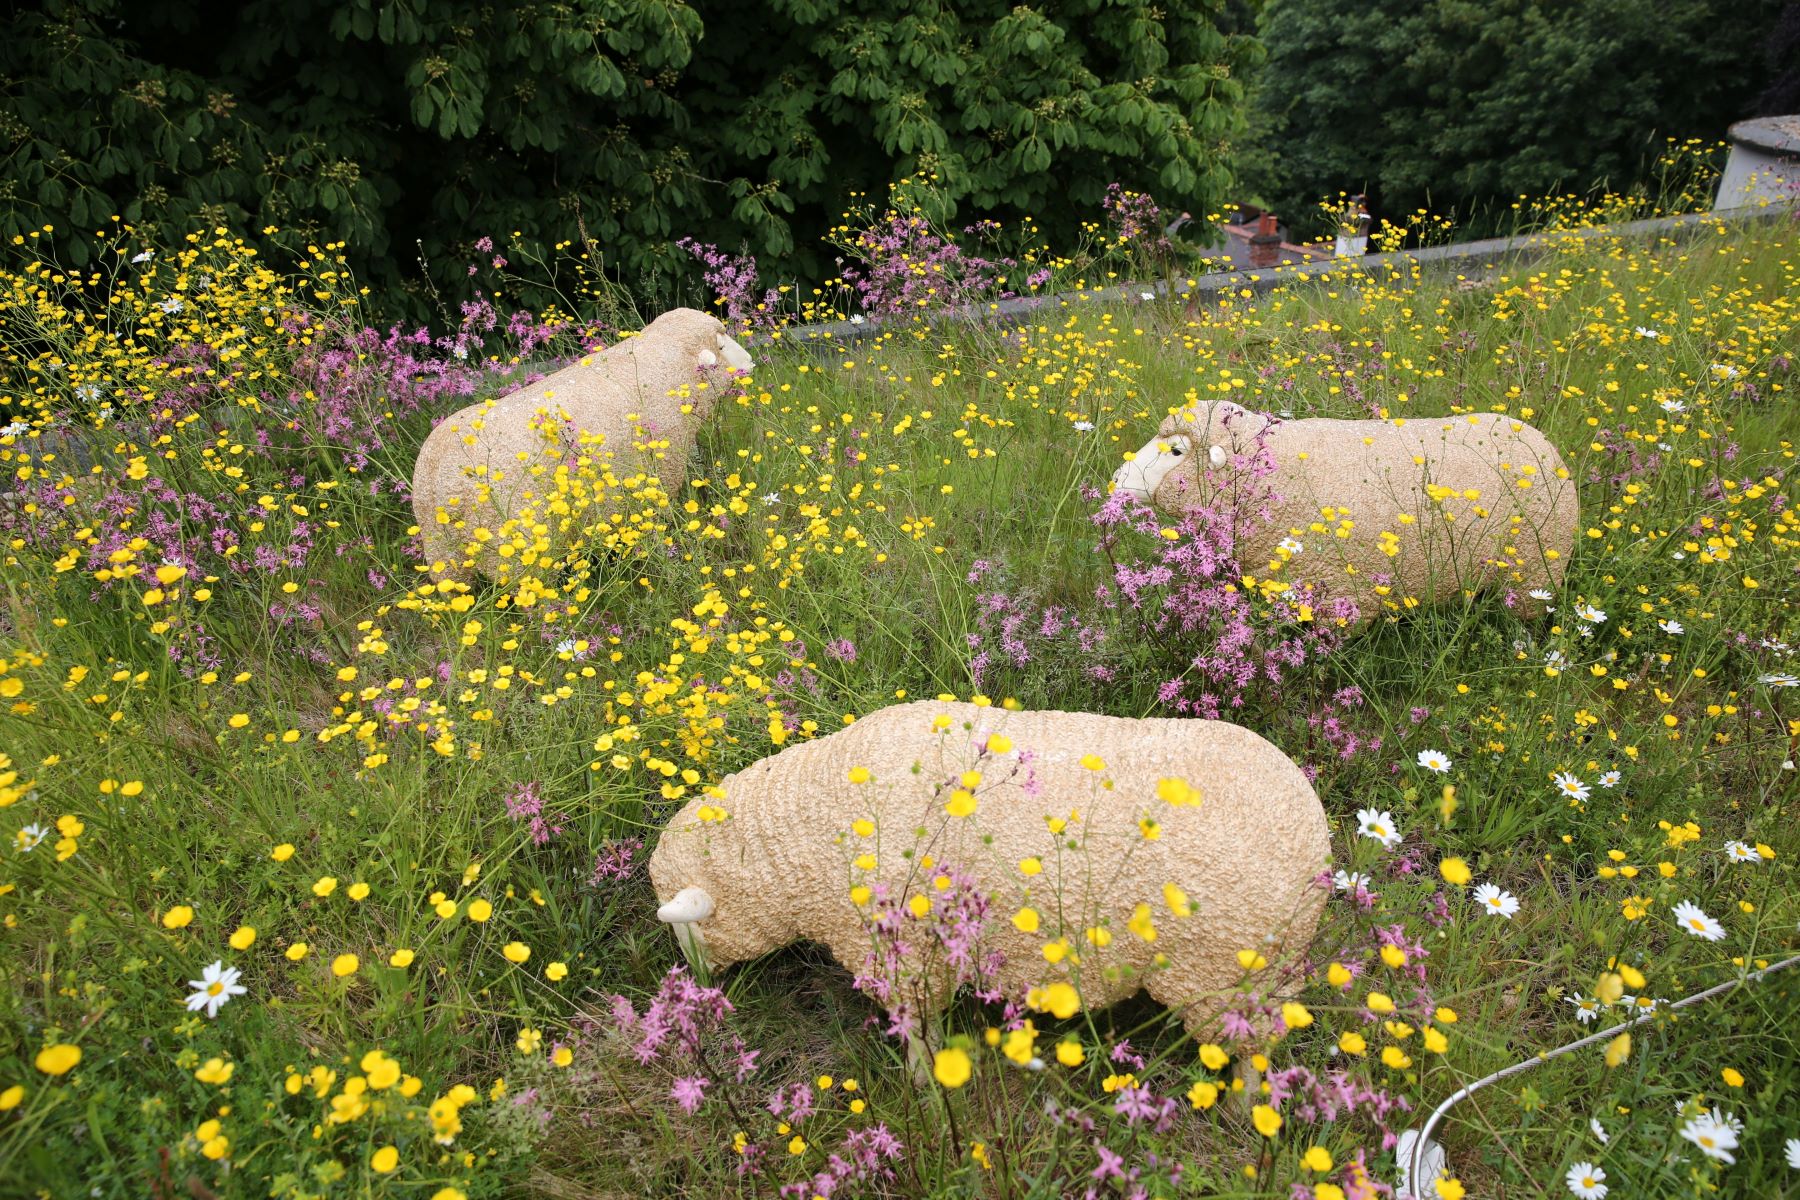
[[0, 0, 1260, 321], [1236, 0, 1784, 239]]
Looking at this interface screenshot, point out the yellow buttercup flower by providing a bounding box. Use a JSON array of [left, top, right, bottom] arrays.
[[932, 1047, 971, 1088], [34, 1045, 80, 1076]]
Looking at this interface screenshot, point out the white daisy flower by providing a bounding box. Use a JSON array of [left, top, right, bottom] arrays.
[[1598, 770, 1621, 788], [131, 250, 154, 263], [1575, 603, 1606, 624], [1529, 588, 1554, 601], [848, 314, 866, 325], [1589, 1117, 1609, 1144], [1759, 673, 1800, 688], [1680, 1111, 1739, 1164], [1567, 993, 1601, 1024], [158, 297, 184, 314], [13, 824, 48, 852], [1333, 869, 1370, 893], [1724, 841, 1760, 863], [1553, 772, 1590, 802], [760, 493, 780, 505], [1415, 749, 1452, 774], [1671, 899, 1725, 941], [1659, 398, 1686, 413], [1634, 326, 1662, 339], [1278, 537, 1304, 555], [1708, 1107, 1746, 1135], [1473, 882, 1520, 918], [1658, 619, 1683, 634], [1355, 807, 1402, 849], [1139, 291, 1155, 301], [0, 420, 27, 438], [1785, 1137, 1800, 1169], [184, 960, 247, 1019], [1565, 1161, 1607, 1199], [1072, 421, 1095, 432], [1621, 994, 1661, 1015], [1544, 649, 1568, 669], [1672, 550, 1687, 560], [1709, 363, 1740, 380]]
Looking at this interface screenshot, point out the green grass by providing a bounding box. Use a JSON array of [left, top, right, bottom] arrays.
[[1, 210, 1798, 1199]]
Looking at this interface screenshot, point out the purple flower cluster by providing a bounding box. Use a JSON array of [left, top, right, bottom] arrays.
[[1102, 183, 1177, 261], [502, 780, 565, 845], [852, 861, 1002, 1042], [776, 1125, 905, 1199], [1090, 439, 1357, 725], [677, 238, 784, 328], [836, 213, 1018, 317], [1264, 1064, 1414, 1148], [589, 837, 643, 884], [610, 966, 760, 1112]]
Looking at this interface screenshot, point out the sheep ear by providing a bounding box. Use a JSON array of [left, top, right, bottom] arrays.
[[1209, 444, 1228, 469], [657, 887, 715, 923], [697, 348, 718, 368], [720, 337, 755, 371]]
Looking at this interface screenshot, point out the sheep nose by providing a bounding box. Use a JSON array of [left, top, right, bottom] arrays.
[[657, 886, 715, 924]]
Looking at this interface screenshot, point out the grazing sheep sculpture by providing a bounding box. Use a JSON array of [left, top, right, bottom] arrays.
[[650, 700, 1329, 1042], [410, 307, 753, 582], [1111, 400, 1578, 623]]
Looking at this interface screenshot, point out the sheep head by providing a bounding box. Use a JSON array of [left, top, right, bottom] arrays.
[[648, 805, 790, 971], [641, 307, 756, 376], [1111, 400, 1272, 510]]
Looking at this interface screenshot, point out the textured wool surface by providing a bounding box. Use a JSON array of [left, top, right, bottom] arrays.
[[1147, 401, 1578, 624], [650, 700, 1330, 1038], [411, 307, 738, 581]]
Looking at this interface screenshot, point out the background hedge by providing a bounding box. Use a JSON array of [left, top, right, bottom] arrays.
[[1237, 0, 1790, 240], [0, 0, 1259, 321]]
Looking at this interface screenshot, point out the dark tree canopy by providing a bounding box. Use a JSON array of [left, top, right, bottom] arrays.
[[0, 0, 1260, 321], [1237, 0, 1786, 239]]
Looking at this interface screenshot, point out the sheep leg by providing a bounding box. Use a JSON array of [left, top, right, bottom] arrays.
[[905, 1027, 933, 1090]]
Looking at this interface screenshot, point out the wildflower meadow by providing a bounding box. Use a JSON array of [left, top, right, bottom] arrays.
[[1, 166, 1798, 1200]]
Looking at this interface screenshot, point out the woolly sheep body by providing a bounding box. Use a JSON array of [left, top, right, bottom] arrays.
[[410, 308, 751, 582], [1113, 401, 1578, 624], [649, 701, 1329, 1039]]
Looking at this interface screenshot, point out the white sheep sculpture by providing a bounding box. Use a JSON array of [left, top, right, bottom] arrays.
[[1111, 400, 1578, 624], [410, 307, 753, 583], [650, 700, 1329, 1045]]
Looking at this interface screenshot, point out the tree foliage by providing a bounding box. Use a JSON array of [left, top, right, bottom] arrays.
[[0, 0, 1259, 320], [1237, 0, 1785, 238]]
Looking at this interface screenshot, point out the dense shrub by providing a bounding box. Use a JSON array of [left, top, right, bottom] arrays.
[[0, 0, 1258, 320], [1237, 0, 1786, 238]]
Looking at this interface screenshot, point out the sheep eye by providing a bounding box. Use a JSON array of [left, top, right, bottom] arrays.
[[1170, 446, 1183, 456]]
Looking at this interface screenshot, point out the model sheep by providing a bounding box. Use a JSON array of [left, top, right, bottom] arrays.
[[1111, 400, 1577, 623], [650, 700, 1329, 1043], [410, 307, 753, 583]]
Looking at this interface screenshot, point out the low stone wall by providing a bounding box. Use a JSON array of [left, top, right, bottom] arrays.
[[775, 202, 1795, 351]]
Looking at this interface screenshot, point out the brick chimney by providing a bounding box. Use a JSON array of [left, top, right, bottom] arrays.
[[1249, 213, 1282, 268]]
